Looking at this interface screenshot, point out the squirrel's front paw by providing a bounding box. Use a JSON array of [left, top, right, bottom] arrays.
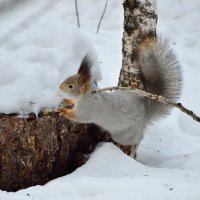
[[56, 108, 66, 113], [60, 98, 75, 109], [56, 108, 76, 120]]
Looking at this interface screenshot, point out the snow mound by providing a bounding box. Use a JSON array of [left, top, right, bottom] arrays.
[[0, 20, 101, 114], [1, 143, 200, 200]]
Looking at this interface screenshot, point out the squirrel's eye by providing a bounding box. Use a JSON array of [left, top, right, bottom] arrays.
[[68, 84, 74, 89]]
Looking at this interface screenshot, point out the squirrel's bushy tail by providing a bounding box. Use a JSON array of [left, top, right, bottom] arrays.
[[138, 37, 182, 122]]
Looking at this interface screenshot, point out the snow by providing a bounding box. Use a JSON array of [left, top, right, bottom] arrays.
[[1, 143, 200, 200], [0, 0, 200, 199], [0, 0, 102, 114]]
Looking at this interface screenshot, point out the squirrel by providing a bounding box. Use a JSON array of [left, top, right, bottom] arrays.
[[58, 37, 182, 147]]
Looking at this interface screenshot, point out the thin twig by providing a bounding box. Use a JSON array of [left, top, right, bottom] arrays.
[[91, 86, 200, 123], [75, 0, 80, 28], [96, 0, 108, 34]]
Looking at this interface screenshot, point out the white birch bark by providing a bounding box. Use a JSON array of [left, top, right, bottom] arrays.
[[118, 0, 157, 89]]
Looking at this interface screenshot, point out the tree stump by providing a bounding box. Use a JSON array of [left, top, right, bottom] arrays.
[[0, 112, 112, 191]]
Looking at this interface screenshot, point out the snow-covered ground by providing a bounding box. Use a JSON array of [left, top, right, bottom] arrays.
[[0, 0, 200, 199]]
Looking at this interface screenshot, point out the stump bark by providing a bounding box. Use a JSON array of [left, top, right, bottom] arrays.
[[0, 112, 112, 191]]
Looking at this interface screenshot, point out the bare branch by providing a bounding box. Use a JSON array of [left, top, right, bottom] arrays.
[[75, 0, 80, 28], [96, 0, 108, 34], [91, 87, 200, 123]]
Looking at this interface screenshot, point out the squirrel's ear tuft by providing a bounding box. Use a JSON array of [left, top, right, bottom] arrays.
[[77, 54, 93, 79]]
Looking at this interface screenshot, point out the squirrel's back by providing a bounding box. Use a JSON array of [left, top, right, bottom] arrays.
[[139, 37, 182, 122]]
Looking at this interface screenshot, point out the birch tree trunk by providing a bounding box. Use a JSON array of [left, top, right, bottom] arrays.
[[118, 0, 157, 156], [118, 0, 157, 88]]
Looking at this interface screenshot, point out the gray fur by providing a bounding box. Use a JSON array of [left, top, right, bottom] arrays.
[[75, 82, 146, 145]]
